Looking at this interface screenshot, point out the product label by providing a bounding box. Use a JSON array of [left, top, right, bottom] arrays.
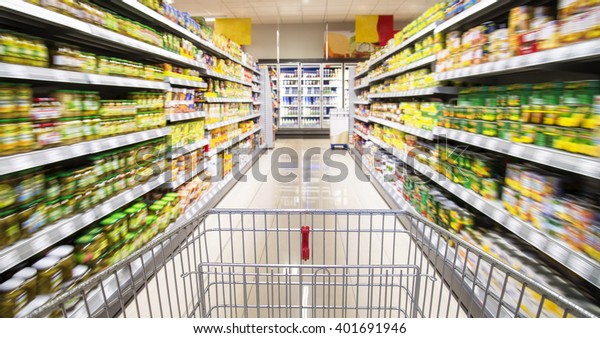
[[15, 291, 27, 310], [52, 55, 69, 67], [50, 270, 63, 292]]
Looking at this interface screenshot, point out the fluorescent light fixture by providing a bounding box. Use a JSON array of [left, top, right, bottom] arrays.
[[205, 17, 216, 22]]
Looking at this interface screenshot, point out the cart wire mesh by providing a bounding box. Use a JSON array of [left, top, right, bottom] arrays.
[[29, 209, 595, 318]]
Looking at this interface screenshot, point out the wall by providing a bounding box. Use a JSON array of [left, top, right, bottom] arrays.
[[244, 21, 407, 61]]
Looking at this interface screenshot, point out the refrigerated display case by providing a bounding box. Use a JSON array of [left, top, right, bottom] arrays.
[[300, 63, 322, 128], [322, 63, 344, 128], [279, 63, 300, 128]]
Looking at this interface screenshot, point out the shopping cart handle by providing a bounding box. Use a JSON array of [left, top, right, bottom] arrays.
[[301, 226, 310, 261]]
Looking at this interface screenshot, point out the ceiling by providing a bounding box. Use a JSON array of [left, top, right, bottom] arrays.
[[172, 0, 434, 24]]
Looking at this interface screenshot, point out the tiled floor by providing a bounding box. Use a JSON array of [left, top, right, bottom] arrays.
[[120, 139, 464, 318], [215, 138, 390, 210]]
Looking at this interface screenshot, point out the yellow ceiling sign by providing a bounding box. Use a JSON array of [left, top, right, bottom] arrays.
[[355, 15, 379, 43], [215, 18, 252, 45]]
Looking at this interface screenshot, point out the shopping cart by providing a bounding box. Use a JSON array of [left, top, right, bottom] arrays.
[[29, 209, 594, 318]]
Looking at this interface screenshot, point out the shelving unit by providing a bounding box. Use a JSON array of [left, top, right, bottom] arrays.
[[204, 114, 261, 130], [368, 87, 459, 99], [166, 111, 207, 122], [0, 0, 267, 318], [370, 117, 435, 141], [0, 173, 167, 273], [0, 127, 170, 176], [436, 128, 600, 180], [350, 0, 600, 309], [164, 77, 208, 88]]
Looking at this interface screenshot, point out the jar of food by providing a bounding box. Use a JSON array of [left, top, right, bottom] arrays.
[[74, 228, 108, 266], [101, 216, 121, 246], [33, 119, 62, 149], [0, 278, 29, 317], [47, 245, 76, 281], [45, 198, 62, 224], [81, 91, 99, 116], [113, 212, 129, 239], [58, 117, 83, 144], [59, 171, 77, 197], [12, 267, 37, 302], [148, 203, 167, 232], [1, 119, 19, 156], [0, 83, 16, 118], [81, 115, 99, 141], [15, 118, 34, 153], [14, 84, 32, 118], [0, 209, 20, 249], [125, 204, 146, 232], [54, 90, 82, 117], [31, 256, 63, 294], [62, 265, 90, 310], [58, 195, 75, 217], [80, 188, 95, 211], [18, 198, 47, 237]]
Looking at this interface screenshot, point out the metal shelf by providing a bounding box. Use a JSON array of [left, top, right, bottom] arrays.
[[410, 160, 600, 290], [206, 127, 262, 157], [353, 129, 369, 140], [203, 69, 252, 86], [436, 38, 600, 81], [369, 87, 459, 99], [370, 116, 435, 141], [204, 113, 261, 130], [368, 55, 437, 83], [166, 161, 205, 189], [0, 62, 171, 89], [164, 77, 208, 88], [170, 139, 208, 159], [166, 111, 207, 122], [434, 0, 505, 34], [366, 135, 600, 289], [354, 82, 370, 91], [353, 100, 370, 105], [205, 97, 253, 103], [64, 148, 266, 318], [0, 173, 167, 273], [0, 0, 205, 71], [354, 68, 370, 79], [116, 0, 256, 72], [367, 23, 437, 69], [436, 128, 600, 179], [353, 115, 370, 123], [0, 127, 170, 176]]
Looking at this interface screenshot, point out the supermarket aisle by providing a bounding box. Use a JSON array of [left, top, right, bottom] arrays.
[[121, 140, 465, 318], [216, 138, 389, 209]]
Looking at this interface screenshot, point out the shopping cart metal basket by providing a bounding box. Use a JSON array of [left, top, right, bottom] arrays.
[[29, 209, 594, 318]]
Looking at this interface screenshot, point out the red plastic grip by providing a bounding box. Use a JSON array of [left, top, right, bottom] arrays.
[[301, 226, 310, 261]]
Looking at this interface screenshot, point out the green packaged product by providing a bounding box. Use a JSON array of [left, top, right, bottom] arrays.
[[482, 122, 497, 137], [481, 178, 500, 200]]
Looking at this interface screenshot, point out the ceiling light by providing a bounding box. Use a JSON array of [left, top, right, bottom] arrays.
[[205, 17, 216, 22]]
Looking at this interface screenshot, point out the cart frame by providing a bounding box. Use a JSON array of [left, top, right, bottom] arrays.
[[28, 209, 596, 318]]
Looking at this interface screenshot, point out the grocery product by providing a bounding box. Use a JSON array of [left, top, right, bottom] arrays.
[[443, 80, 600, 158]]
